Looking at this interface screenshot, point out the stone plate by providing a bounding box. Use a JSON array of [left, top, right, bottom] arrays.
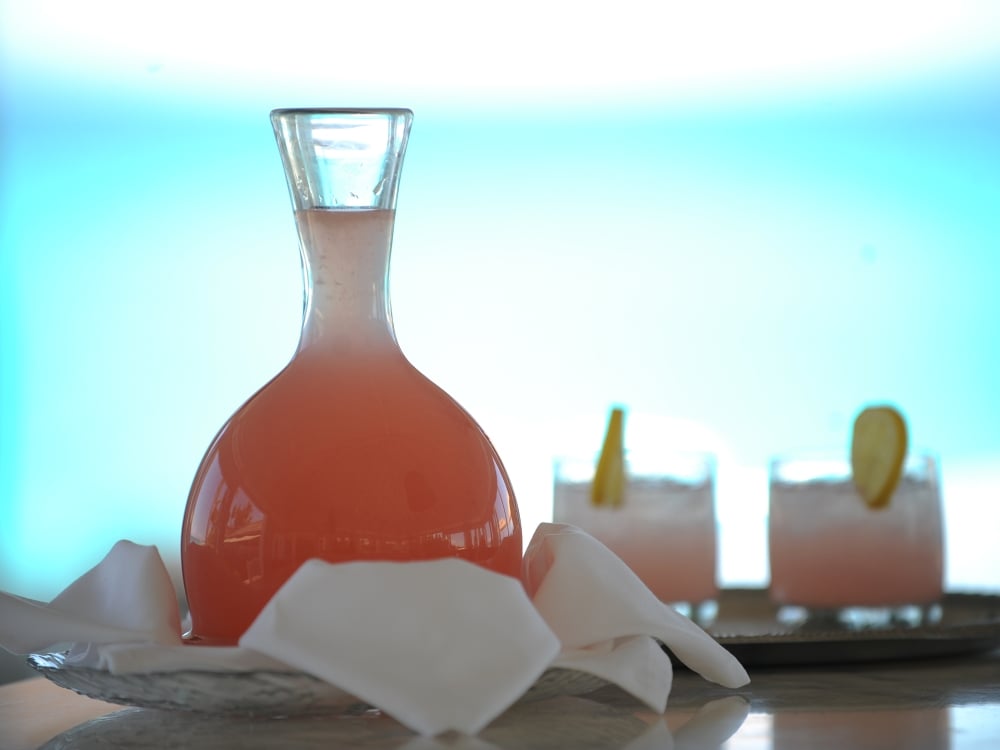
[[27, 653, 607, 718]]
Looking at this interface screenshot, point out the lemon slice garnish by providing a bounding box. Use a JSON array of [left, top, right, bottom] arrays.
[[850, 405, 908, 509], [591, 407, 625, 507]]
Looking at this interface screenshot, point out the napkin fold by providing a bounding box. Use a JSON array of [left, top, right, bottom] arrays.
[[0, 523, 749, 736], [525, 524, 749, 691], [239, 558, 561, 736], [0, 540, 182, 654]]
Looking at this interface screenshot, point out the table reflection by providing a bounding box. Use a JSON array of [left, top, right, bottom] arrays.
[[28, 650, 1000, 749], [707, 700, 998, 749], [39, 694, 750, 750]]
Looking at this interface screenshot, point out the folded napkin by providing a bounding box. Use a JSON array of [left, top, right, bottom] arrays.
[[0, 540, 183, 653], [0, 523, 748, 735]]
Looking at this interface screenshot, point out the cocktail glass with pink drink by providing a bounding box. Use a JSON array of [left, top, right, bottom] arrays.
[[768, 452, 944, 625], [553, 451, 718, 619]]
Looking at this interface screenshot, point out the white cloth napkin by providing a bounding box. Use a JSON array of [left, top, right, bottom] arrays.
[[0, 523, 748, 735], [0, 540, 183, 653]]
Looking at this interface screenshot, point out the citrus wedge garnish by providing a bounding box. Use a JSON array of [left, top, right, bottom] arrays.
[[850, 405, 908, 509], [591, 407, 625, 507]]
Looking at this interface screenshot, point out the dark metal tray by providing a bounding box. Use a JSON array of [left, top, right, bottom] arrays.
[[689, 589, 1000, 666]]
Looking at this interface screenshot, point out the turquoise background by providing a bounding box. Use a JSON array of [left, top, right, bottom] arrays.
[[2, 31, 999, 598]]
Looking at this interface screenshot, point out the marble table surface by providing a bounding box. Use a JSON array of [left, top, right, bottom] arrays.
[[2, 646, 999, 749]]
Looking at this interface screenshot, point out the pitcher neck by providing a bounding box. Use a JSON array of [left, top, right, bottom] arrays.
[[294, 207, 398, 354], [270, 108, 413, 358]]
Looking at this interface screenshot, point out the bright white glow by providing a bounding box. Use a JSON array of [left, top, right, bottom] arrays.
[[3, 1, 1000, 102]]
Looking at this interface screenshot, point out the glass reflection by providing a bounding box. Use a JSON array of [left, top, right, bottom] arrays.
[[770, 706, 950, 750]]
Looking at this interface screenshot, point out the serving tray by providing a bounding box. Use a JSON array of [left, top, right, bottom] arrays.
[[699, 589, 1000, 667], [26, 654, 607, 717], [28, 589, 1000, 716]]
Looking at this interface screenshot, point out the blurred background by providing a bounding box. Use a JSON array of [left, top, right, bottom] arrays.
[[2, 0, 999, 654]]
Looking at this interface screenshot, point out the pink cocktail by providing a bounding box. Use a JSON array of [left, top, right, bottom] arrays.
[[553, 453, 718, 608], [768, 454, 944, 609]]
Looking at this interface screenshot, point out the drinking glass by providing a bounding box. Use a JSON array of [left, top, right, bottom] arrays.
[[768, 452, 944, 625], [553, 451, 718, 617]]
